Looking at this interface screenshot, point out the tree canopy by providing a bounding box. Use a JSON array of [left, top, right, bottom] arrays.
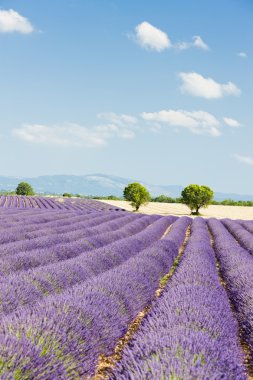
[[181, 184, 214, 215], [16, 182, 35, 196], [63, 193, 72, 198], [123, 182, 150, 211]]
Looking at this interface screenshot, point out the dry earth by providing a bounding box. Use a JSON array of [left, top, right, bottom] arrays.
[[100, 200, 253, 220]]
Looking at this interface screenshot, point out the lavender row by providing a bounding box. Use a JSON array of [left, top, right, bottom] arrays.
[[0, 213, 143, 274], [208, 218, 253, 368], [222, 219, 253, 255], [0, 195, 124, 212], [0, 208, 80, 228], [238, 220, 253, 235], [111, 218, 246, 380], [0, 216, 187, 378], [0, 210, 128, 245], [63, 198, 123, 212], [0, 195, 70, 210], [0, 213, 149, 260], [163, 215, 191, 249], [0, 209, 100, 240], [0, 214, 151, 260], [0, 215, 175, 315]]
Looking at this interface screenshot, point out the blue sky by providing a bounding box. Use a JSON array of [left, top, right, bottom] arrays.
[[0, 0, 252, 194]]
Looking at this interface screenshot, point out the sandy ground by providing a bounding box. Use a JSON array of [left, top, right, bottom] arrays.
[[99, 200, 253, 221]]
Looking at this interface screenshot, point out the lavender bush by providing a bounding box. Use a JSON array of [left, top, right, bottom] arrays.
[[222, 218, 253, 254], [0, 216, 188, 378], [208, 218, 253, 367], [111, 218, 246, 380]]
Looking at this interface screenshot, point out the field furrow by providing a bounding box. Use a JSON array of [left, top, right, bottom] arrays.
[[0, 217, 188, 378], [0, 215, 175, 316], [110, 218, 246, 379], [0, 196, 252, 379], [208, 218, 253, 374], [222, 219, 253, 254]]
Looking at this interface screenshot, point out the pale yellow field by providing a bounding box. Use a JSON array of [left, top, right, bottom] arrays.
[[100, 200, 253, 220]]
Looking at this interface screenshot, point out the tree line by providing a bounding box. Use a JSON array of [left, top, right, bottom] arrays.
[[2, 181, 253, 214]]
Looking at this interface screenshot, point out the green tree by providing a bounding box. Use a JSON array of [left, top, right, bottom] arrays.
[[123, 182, 151, 211], [16, 182, 35, 196], [63, 193, 72, 197], [152, 195, 176, 203], [181, 184, 214, 215]]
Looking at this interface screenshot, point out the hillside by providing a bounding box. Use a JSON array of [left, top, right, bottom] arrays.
[[0, 174, 253, 201]]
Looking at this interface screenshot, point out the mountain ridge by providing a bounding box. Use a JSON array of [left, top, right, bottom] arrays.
[[0, 174, 252, 201]]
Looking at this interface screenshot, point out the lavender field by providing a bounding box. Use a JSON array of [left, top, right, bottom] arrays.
[[0, 196, 252, 379], [0, 195, 124, 211]]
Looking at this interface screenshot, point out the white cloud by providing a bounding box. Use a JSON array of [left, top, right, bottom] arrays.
[[238, 52, 247, 58], [234, 154, 253, 166], [193, 35, 209, 50], [223, 117, 242, 128], [96, 112, 137, 139], [176, 35, 209, 50], [141, 109, 221, 136], [0, 9, 34, 34], [13, 113, 138, 148], [132, 22, 209, 53], [134, 21, 171, 51], [175, 41, 189, 50], [179, 72, 241, 99], [95, 123, 135, 139], [13, 124, 106, 148], [97, 113, 137, 127]]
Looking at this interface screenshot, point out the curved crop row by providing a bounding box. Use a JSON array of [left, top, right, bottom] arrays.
[[0, 195, 124, 212], [0, 211, 128, 245], [0, 216, 188, 379], [0, 208, 132, 246], [0, 209, 82, 228], [0, 214, 154, 260], [222, 219, 253, 255], [238, 220, 253, 235], [0, 215, 175, 315], [208, 218, 253, 368], [0, 213, 142, 274], [111, 218, 246, 380]]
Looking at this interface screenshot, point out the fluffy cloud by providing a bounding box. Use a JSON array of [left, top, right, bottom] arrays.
[[238, 52, 247, 58], [176, 36, 209, 50], [193, 35, 209, 50], [13, 124, 106, 148], [13, 113, 137, 148], [97, 113, 137, 127], [179, 72, 241, 99], [234, 154, 253, 166], [223, 117, 242, 128], [96, 113, 137, 138], [141, 109, 221, 136], [133, 22, 209, 53], [0, 9, 34, 34], [134, 22, 171, 51]]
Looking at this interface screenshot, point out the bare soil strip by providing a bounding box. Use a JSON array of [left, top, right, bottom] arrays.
[[161, 221, 174, 239], [93, 225, 191, 380], [208, 226, 253, 379]]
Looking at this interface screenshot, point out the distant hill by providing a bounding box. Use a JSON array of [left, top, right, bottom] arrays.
[[0, 174, 253, 201]]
